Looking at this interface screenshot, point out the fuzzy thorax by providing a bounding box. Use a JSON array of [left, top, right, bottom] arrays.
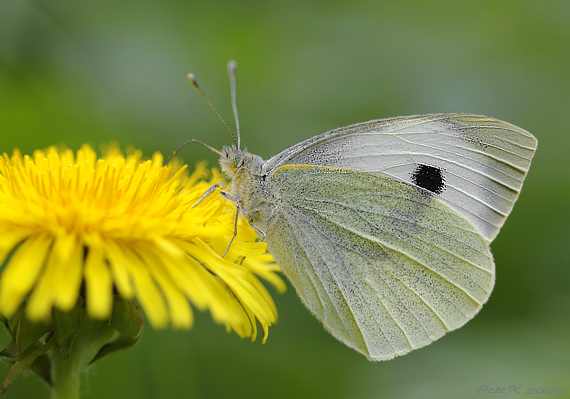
[[218, 145, 269, 226]]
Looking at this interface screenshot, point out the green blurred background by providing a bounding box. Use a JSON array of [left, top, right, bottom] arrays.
[[1, 0, 569, 398]]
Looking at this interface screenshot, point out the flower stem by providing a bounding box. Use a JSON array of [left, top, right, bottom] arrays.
[[50, 326, 118, 399], [50, 348, 80, 399]]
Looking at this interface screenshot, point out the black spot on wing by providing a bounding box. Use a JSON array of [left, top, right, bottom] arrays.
[[411, 164, 445, 194]]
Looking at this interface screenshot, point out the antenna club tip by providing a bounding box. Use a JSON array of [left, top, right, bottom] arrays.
[[228, 60, 237, 70], [187, 73, 199, 87]]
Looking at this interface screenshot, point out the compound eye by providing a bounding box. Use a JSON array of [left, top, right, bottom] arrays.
[[229, 155, 241, 167]]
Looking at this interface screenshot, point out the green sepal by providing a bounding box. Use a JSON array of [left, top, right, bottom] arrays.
[[109, 296, 143, 339], [0, 333, 56, 395], [0, 317, 18, 364], [16, 315, 52, 354], [89, 296, 143, 364], [80, 311, 110, 335], [52, 299, 83, 359], [0, 341, 18, 359], [0, 315, 10, 336], [0, 307, 24, 338], [89, 333, 140, 365], [27, 352, 52, 387], [0, 295, 146, 393]]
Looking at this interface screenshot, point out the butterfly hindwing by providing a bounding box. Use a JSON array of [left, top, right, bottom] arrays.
[[265, 165, 495, 360]]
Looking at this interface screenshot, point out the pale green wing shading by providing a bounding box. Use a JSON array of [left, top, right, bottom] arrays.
[[263, 114, 537, 242], [265, 165, 494, 361]]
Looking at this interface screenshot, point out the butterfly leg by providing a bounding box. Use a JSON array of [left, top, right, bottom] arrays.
[[221, 203, 243, 258], [192, 182, 227, 209], [219, 191, 267, 256], [221, 192, 267, 237], [220, 190, 239, 202], [249, 222, 267, 239]]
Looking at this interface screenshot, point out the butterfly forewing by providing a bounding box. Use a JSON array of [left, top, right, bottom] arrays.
[[262, 114, 537, 242], [264, 165, 494, 360]]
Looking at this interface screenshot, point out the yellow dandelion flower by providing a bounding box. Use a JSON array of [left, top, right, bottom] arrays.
[[0, 144, 285, 342]]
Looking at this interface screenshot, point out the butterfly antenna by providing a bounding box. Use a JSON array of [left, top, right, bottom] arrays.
[[186, 72, 239, 147], [166, 139, 222, 165], [227, 60, 241, 148]]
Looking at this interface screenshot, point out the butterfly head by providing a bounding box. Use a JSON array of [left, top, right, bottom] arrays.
[[219, 145, 264, 181]]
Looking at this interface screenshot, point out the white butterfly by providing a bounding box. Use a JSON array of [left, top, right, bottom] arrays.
[[184, 61, 537, 361]]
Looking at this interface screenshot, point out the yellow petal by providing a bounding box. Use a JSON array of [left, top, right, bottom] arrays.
[[27, 235, 83, 319], [0, 234, 52, 317], [84, 243, 113, 319]]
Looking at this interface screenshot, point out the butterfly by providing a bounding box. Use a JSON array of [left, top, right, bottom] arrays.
[[182, 61, 537, 361]]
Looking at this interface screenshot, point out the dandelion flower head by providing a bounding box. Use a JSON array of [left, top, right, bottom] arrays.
[[0, 145, 284, 341]]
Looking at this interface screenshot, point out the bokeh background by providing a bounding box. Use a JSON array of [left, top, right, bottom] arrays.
[[1, 1, 569, 398]]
